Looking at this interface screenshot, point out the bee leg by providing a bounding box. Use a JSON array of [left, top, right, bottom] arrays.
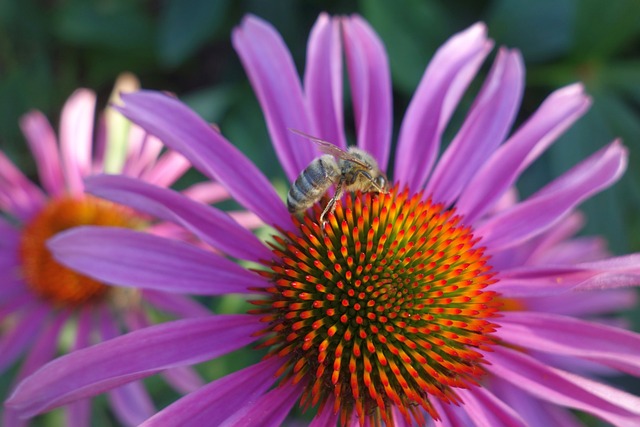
[[320, 180, 345, 232]]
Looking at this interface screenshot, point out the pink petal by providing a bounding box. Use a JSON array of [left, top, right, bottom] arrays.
[[59, 89, 96, 194], [139, 148, 190, 187], [395, 23, 492, 188], [342, 15, 392, 169], [221, 380, 305, 427], [117, 91, 290, 230], [309, 394, 339, 427], [478, 141, 626, 251], [497, 311, 640, 376], [456, 386, 526, 427], [179, 181, 230, 205], [521, 288, 636, 316], [19, 111, 65, 196], [304, 13, 346, 150], [232, 15, 314, 181], [0, 151, 46, 221], [426, 49, 524, 205], [7, 315, 262, 417], [486, 346, 640, 426], [48, 227, 266, 294], [141, 358, 282, 427], [457, 83, 592, 222], [85, 174, 272, 262]]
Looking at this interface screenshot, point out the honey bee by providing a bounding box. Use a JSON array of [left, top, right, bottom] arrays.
[[287, 129, 389, 226]]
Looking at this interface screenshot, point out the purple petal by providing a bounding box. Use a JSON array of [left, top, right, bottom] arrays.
[[457, 83, 592, 222], [0, 151, 45, 221], [0, 303, 49, 372], [65, 400, 91, 427], [117, 91, 290, 230], [221, 380, 304, 427], [7, 314, 262, 417], [478, 141, 626, 251], [456, 387, 526, 427], [491, 378, 583, 427], [342, 15, 392, 169], [522, 288, 636, 316], [141, 358, 281, 427], [426, 49, 524, 205], [497, 311, 640, 376], [19, 111, 65, 196], [49, 227, 265, 295], [486, 346, 640, 426], [309, 395, 339, 427], [59, 89, 95, 194], [85, 174, 272, 262], [142, 290, 212, 318], [108, 382, 155, 427], [395, 23, 492, 188], [304, 13, 346, 150], [161, 365, 204, 394], [232, 15, 314, 181]]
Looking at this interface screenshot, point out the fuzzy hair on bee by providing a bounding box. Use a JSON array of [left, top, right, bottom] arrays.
[[287, 129, 389, 226]]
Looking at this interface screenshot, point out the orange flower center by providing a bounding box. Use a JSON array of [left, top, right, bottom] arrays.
[[18, 196, 137, 307], [255, 186, 501, 426]]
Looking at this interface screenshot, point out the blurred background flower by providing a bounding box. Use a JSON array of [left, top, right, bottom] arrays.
[[1, 0, 639, 426]]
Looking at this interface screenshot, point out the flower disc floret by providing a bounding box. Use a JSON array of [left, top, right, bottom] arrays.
[[19, 196, 136, 306], [255, 187, 500, 425]]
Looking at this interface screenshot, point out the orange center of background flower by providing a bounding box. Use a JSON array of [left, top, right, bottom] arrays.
[[19, 196, 136, 307], [255, 187, 500, 426]]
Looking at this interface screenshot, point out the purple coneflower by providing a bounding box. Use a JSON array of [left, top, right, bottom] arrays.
[[8, 14, 640, 427], [0, 75, 251, 426]]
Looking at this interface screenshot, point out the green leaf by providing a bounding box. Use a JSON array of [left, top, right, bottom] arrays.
[[487, 0, 575, 62], [573, 0, 640, 59], [360, 0, 454, 94], [157, 0, 232, 68]]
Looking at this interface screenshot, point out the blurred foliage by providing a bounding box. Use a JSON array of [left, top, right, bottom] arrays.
[[1, 0, 640, 425]]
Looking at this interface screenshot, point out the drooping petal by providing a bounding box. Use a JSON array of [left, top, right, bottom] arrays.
[[426, 49, 524, 205], [309, 395, 339, 427], [342, 15, 392, 169], [456, 83, 592, 222], [117, 91, 290, 229], [0, 303, 49, 372], [486, 346, 640, 427], [48, 227, 266, 295], [221, 380, 305, 427], [141, 358, 282, 427], [85, 174, 272, 262], [138, 148, 190, 187], [456, 387, 527, 427], [521, 288, 636, 316], [19, 111, 65, 196], [395, 23, 492, 188], [64, 400, 91, 427], [7, 315, 262, 417], [497, 311, 640, 376], [59, 89, 96, 194], [478, 141, 626, 252], [304, 13, 346, 150], [232, 15, 314, 180], [179, 181, 230, 205], [108, 382, 156, 427], [0, 151, 46, 221]]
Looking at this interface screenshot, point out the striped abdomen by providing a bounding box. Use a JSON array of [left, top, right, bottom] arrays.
[[287, 155, 339, 214]]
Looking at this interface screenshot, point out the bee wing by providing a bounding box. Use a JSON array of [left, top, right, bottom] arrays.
[[288, 129, 370, 169]]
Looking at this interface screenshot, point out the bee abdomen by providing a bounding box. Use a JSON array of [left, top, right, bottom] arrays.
[[287, 156, 338, 213]]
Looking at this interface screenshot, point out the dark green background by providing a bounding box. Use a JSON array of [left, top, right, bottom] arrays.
[[1, 0, 639, 425]]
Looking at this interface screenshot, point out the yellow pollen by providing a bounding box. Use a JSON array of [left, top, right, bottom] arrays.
[[255, 186, 500, 426], [18, 196, 137, 307]]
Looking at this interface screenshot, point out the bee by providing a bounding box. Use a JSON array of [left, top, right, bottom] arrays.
[[287, 129, 389, 226]]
